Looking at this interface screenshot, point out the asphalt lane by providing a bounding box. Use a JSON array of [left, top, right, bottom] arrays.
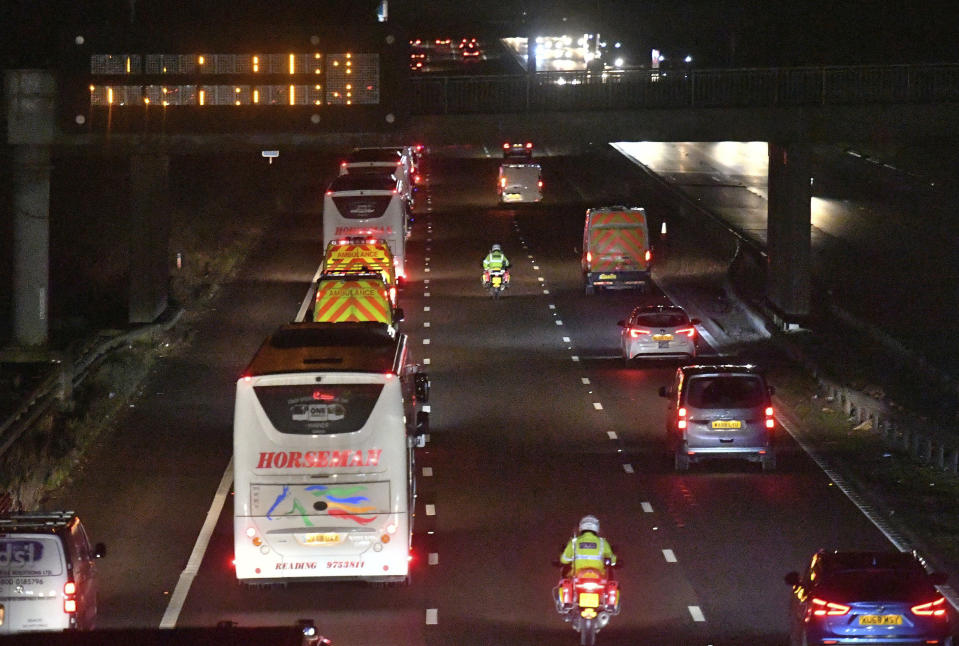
[[47, 148, 903, 645]]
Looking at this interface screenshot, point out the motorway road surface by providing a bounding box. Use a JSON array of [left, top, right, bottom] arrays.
[[48, 149, 902, 646]]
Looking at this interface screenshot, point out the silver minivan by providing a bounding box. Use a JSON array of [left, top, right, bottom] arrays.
[[659, 364, 777, 472], [0, 511, 105, 633]]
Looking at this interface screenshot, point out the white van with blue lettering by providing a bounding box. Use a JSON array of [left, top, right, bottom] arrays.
[[0, 511, 105, 633]]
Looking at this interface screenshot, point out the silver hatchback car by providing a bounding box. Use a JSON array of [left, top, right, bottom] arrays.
[[618, 304, 699, 365], [659, 364, 777, 472]]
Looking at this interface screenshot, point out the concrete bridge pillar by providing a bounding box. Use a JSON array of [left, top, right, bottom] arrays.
[[5, 70, 56, 347], [767, 141, 811, 323], [128, 149, 171, 323]]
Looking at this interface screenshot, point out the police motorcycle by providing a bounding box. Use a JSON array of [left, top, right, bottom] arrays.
[[483, 268, 509, 299], [553, 560, 620, 645]]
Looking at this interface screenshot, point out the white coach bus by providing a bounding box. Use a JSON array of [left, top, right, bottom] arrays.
[[323, 173, 410, 283], [233, 322, 430, 584]]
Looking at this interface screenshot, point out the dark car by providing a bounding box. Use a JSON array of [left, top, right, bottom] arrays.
[[785, 550, 953, 646]]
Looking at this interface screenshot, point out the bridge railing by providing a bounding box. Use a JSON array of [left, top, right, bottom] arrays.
[[410, 63, 959, 114]]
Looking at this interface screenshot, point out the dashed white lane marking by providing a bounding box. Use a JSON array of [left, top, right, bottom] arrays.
[[607, 431, 618, 440], [424, 322, 431, 327], [423, 358, 431, 365], [426, 609, 438, 625], [424, 292, 431, 297], [160, 457, 234, 628], [641, 502, 654, 513], [425, 504, 436, 516], [571, 355, 580, 362], [538, 277, 545, 282], [424, 306, 430, 311], [543, 289, 550, 294], [429, 553, 439, 566], [533, 265, 540, 270], [555, 320, 563, 326], [527, 254, 533, 258], [564, 337, 572, 343], [424, 279, 430, 284], [622, 464, 634, 474], [689, 606, 706, 622], [593, 402, 603, 410], [423, 467, 433, 476], [425, 257, 430, 262], [663, 549, 678, 563], [549, 304, 556, 309], [423, 338, 431, 344], [424, 267, 431, 272], [581, 377, 590, 384]]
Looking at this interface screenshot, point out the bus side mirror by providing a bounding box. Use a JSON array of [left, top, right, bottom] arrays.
[[415, 373, 430, 402]]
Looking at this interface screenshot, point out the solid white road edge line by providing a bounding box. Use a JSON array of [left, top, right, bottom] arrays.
[[688, 605, 705, 622], [160, 457, 234, 628]]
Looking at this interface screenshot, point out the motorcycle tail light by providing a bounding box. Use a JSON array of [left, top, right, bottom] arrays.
[[576, 580, 605, 592]]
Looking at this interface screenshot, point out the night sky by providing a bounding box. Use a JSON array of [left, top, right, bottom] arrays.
[[3, 0, 958, 68]]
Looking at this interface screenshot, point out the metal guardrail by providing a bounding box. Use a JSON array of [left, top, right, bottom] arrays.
[[0, 309, 184, 462], [410, 63, 959, 114]]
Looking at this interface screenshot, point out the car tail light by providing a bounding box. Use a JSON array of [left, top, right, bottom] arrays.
[[676, 326, 696, 338], [811, 598, 850, 616], [502, 142, 510, 150], [645, 249, 652, 262], [765, 406, 775, 429], [629, 327, 651, 338], [912, 596, 948, 617], [586, 251, 592, 263], [525, 142, 533, 149], [677, 407, 687, 430], [500, 177, 506, 188], [63, 581, 77, 614]]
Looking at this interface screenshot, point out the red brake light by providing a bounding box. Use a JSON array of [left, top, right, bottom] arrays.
[[629, 327, 651, 338], [537, 180, 543, 188], [525, 141, 533, 149], [676, 326, 696, 338], [63, 581, 77, 614], [577, 580, 605, 592], [765, 406, 775, 429], [677, 407, 687, 430], [912, 597, 948, 617], [502, 142, 510, 149], [811, 598, 851, 616], [645, 249, 652, 262], [325, 190, 333, 195]]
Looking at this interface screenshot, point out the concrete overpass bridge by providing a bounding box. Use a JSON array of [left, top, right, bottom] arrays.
[[6, 58, 959, 347]]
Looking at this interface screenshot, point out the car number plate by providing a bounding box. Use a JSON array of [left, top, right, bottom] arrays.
[[859, 615, 903, 625], [598, 273, 617, 280], [300, 532, 342, 545], [579, 593, 600, 608], [652, 334, 673, 342], [711, 420, 742, 429]]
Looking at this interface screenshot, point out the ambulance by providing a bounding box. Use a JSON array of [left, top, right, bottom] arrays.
[[321, 237, 397, 304], [311, 273, 404, 327], [581, 206, 652, 295]]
